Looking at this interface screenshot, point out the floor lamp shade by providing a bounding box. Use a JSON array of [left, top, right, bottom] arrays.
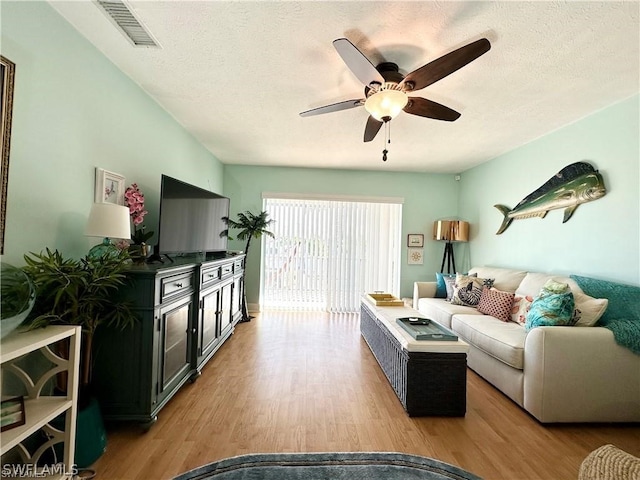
[[433, 220, 469, 243], [433, 220, 469, 274]]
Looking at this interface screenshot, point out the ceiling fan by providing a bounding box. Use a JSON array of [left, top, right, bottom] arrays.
[[300, 37, 491, 144]]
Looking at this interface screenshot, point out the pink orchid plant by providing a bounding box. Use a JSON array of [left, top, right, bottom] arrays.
[[124, 183, 154, 245]]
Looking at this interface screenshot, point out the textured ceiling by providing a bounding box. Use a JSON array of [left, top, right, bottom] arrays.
[[49, 1, 639, 173]]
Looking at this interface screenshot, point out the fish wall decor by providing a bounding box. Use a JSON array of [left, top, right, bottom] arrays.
[[495, 162, 606, 235]]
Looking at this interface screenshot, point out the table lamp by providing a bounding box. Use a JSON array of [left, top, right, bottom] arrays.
[[85, 203, 131, 258], [433, 220, 469, 274]]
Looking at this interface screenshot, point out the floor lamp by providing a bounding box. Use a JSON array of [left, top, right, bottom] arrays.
[[433, 220, 469, 274]]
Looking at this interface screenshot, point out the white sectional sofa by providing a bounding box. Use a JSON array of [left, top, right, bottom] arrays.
[[413, 266, 640, 423]]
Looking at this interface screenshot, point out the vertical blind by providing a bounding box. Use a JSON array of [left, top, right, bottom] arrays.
[[260, 195, 403, 312]]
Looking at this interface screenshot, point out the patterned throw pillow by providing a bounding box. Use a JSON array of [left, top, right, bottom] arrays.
[[525, 279, 576, 331], [482, 278, 496, 289], [443, 276, 457, 301], [570, 274, 633, 324], [541, 279, 571, 294], [477, 287, 515, 322], [511, 295, 534, 325], [451, 274, 493, 307], [435, 273, 455, 299]]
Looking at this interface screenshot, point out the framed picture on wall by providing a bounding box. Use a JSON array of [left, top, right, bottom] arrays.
[[407, 234, 424, 248], [408, 247, 424, 265], [1, 55, 16, 255], [95, 168, 125, 205]]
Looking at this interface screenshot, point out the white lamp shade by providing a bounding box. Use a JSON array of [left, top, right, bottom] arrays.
[[85, 203, 131, 239], [364, 89, 408, 121]]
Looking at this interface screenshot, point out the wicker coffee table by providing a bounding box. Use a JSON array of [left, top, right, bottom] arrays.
[[360, 298, 469, 416]]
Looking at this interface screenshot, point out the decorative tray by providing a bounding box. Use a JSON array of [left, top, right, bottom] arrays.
[[395, 317, 458, 341], [366, 293, 404, 307]]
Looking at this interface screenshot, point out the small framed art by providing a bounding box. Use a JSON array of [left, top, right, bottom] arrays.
[[407, 234, 424, 248], [95, 168, 125, 205], [1, 396, 26, 432], [407, 247, 424, 265]]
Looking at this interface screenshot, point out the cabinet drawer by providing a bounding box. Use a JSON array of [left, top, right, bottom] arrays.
[[234, 259, 244, 272], [160, 272, 194, 302], [220, 263, 234, 278], [200, 266, 221, 288]]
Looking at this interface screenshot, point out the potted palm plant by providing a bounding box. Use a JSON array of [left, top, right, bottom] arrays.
[[21, 247, 137, 468], [222, 210, 274, 321]]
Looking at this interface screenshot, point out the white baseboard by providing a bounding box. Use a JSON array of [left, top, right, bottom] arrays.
[[248, 303, 260, 313]]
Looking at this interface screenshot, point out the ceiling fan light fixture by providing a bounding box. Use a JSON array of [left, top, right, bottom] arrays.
[[364, 89, 408, 121]]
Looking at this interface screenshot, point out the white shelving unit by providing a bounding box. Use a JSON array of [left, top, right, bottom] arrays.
[[1, 325, 80, 479]]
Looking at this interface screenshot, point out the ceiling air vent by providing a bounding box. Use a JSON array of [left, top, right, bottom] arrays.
[[96, 0, 160, 48]]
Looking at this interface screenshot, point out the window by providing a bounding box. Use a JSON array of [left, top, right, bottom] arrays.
[[260, 194, 402, 312]]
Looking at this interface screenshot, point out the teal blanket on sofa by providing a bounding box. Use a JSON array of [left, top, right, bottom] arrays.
[[571, 275, 640, 355]]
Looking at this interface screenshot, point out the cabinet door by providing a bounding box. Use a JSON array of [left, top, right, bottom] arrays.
[[159, 295, 193, 400], [232, 275, 243, 323], [199, 286, 221, 360], [220, 280, 233, 335]]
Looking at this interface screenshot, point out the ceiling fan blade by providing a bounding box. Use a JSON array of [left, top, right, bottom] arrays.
[[400, 38, 491, 92], [300, 99, 364, 117], [364, 116, 383, 142], [404, 97, 461, 121], [333, 38, 385, 87]]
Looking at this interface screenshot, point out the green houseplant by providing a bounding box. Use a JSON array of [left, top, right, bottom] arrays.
[[21, 247, 138, 469], [222, 210, 274, 321], [22, 248, 137, 401]]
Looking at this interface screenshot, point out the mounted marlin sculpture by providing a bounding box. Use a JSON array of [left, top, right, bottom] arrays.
[[495, 162, 606, 235]]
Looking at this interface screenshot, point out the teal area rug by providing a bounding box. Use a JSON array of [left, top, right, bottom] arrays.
[[173, 452, 482, 480]]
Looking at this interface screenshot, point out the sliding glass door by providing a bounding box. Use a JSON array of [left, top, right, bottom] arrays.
[[260, 195, 402, 312]]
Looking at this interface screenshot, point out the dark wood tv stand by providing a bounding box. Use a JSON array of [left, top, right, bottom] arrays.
[[93, 254, 245, 429]]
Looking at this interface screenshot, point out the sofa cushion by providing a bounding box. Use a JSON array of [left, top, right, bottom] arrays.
[[477, 287, 515, 322], [416, 298, 481, 329], [451, 314, 526, 369], [515, 272, 555, 297], [516, 273, 608, 327], [469, 267, 528, 293]]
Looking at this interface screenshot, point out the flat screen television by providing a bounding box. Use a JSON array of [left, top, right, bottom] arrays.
[[157, 175, 230, 258]]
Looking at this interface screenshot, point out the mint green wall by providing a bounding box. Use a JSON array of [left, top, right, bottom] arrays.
[[223, 165, 461, 305], [459, 95, 639, 285], [1, 2, 223, 265], [5, 1, 635, 304]]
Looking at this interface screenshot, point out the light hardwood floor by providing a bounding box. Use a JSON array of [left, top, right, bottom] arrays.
[[93, 311, 640, 480]]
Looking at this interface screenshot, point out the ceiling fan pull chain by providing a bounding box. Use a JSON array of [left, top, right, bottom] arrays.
[[382, 121, 390, 162]]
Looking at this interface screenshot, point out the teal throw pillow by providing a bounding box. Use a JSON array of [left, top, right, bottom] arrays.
[[525, 280, 576, 331]]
